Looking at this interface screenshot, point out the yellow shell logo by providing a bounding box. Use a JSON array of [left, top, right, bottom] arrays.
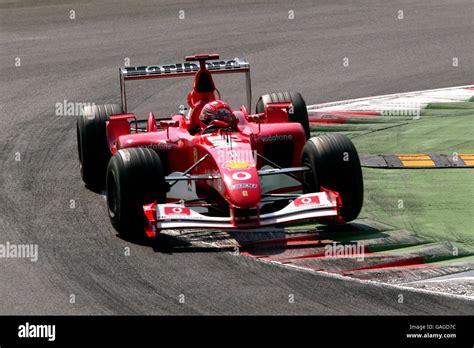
[[223, 161, 252, 170]]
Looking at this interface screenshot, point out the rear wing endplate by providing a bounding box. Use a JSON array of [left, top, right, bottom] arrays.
[[119, 58, 251, 113]]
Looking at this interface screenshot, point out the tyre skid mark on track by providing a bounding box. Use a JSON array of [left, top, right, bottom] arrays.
[[165, 219, 473, 298], [346, 257, 425, 272]]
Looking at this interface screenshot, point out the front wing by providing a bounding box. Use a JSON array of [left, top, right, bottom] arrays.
[[143, 191, 341, 236]]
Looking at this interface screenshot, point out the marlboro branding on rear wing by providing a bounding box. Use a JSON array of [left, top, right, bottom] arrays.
[[119, 57, 251, 112], [121, 59, 249, 78]]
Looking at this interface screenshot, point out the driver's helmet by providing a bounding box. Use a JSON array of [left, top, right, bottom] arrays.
[[200, 100, 234, 126]]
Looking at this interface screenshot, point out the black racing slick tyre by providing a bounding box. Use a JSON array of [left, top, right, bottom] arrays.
[[256, 91, 310, 139], [106, 147, 167, 239], [76, 104, 122, 189], [301, 134, 363, 223]]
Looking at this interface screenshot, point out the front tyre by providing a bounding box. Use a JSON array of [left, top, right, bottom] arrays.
[[301, 134, 363, 223], [106, 147, 167, 240], [256, 91, 310, 139]]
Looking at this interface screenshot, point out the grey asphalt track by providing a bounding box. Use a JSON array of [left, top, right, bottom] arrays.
[[1, 0, 473, 314]]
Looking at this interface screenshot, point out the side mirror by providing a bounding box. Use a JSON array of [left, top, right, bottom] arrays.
[[159, 120, 179, 128], [246, 113, 266, 123], [160, 120, 179, 138], [264, 102, 292, 123], [246, 113, 265, 133]]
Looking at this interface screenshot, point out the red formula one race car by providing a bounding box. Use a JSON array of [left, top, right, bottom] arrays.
[[76, 54, 363, 239]]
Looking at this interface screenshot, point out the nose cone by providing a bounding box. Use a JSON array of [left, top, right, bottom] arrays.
[[223, 167, 261, 209]]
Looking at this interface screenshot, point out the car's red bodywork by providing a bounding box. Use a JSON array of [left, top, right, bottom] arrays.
[[105, 54, 341, 236]]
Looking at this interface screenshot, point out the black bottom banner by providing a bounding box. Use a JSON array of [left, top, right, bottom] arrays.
[[0, 315, 472, 346]]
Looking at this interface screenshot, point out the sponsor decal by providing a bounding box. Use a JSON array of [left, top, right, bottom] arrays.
[[294, 195, 320, 207], [124, 60, 243, 76], [193, 148, 198, 162], [140, 143, 173, 151], [232, 171, 252, 181], [222, 160, 252, 170], [242, 190, 248, 197], [163, 206, 191, 216], [231, 183, 257, 190], [260, 134, 293, 143], [118, 149, 131, 162]]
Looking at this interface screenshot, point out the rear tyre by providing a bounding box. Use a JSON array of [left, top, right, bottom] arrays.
[[301, 134, 363, 223], [106, 147, 167, 240], [77, 104, 122, 189], [256, 91, 310, 139]]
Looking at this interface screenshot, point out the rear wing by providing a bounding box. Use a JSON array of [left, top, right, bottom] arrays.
[[119, 57, 251, 113]]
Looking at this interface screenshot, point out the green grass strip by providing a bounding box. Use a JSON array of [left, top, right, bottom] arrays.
[[425, 101, 474, 110]]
